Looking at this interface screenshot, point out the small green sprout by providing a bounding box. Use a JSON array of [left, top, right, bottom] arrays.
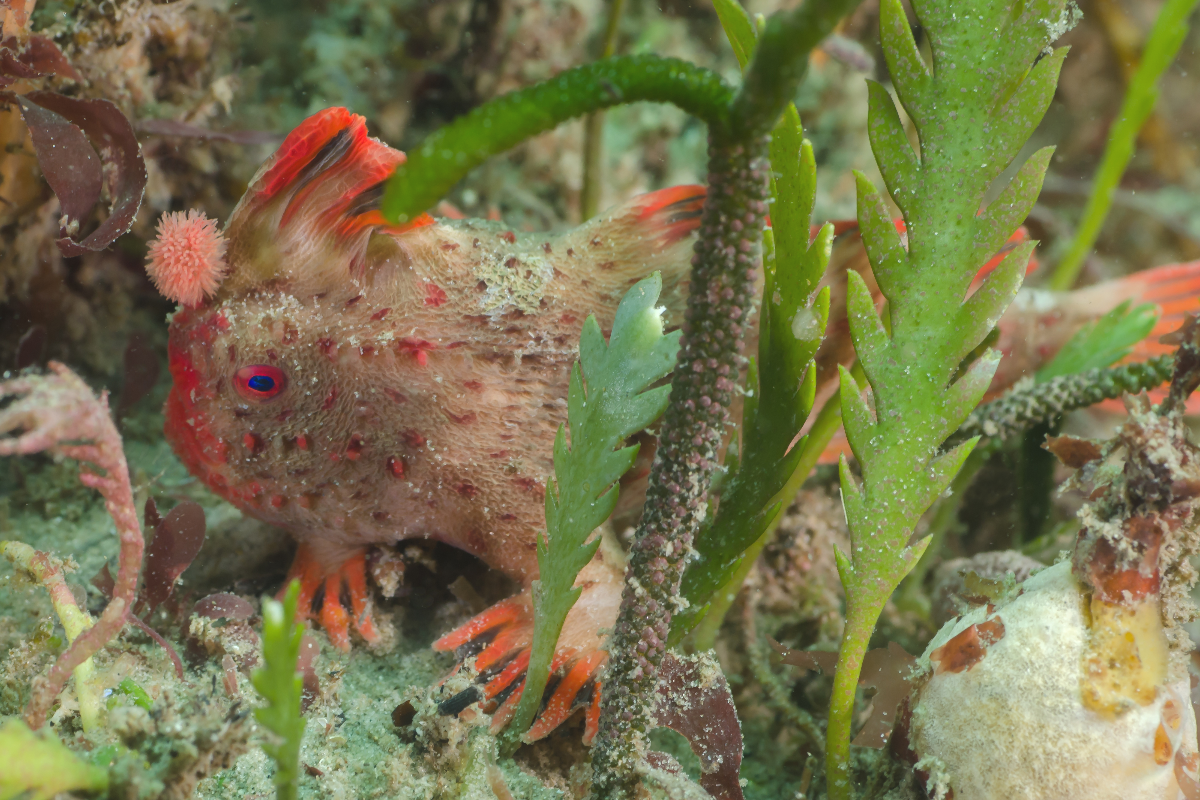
[[0, 718, 108, 800], [507, 272, 680, 742], [1037, 300, 1158, 381], [108, 677, 153, 711], [252, 580, 306, 800]]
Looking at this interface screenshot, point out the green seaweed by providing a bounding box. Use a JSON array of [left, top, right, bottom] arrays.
[[252, 581, 306, 800], [0, 718, 108, 800], [109, 677, 153, 711], [1036, 300, 1158, 381], [673, 101, 832, 642], [381, 56, 735, 224], [1049, 0, 1200, 290], [824, 0, 1067, 795], [506, 272, 679, 743]]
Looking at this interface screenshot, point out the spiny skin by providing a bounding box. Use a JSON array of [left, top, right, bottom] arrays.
[[591, 136, 771, 796], [161, 109, 705, 707]]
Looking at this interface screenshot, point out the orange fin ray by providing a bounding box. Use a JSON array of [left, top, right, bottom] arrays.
[[434, 596, 606, 742], [282, 543, 379, 652]]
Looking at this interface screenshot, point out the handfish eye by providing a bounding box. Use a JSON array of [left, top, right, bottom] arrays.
[[233, 365, 287, 402]]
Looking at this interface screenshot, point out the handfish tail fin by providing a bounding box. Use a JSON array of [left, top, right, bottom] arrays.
[[554, 185, 708, 325], [1119, 260, 1200, 363]]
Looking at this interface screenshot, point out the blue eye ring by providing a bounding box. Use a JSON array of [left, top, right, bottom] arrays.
[[234, 364, 287, 402]]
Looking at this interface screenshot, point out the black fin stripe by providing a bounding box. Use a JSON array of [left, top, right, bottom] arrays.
[[285, 127, 355, 200], [343, 181, 387, 219], [453, 626, 500, 661], [437, 686, 482, 717]]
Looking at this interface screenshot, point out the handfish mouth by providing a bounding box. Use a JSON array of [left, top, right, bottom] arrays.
[[163, 387, 226, 492]]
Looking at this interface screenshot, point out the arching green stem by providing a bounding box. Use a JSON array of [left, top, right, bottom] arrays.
[[381, 56, 735, 224]]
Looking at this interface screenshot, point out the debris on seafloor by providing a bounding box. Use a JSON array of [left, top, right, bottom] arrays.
[[897, 317, 1200, 800]]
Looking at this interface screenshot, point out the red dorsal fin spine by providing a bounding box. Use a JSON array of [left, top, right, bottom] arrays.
[[255, 107, 357, 200], [245, 106, 418, 241]]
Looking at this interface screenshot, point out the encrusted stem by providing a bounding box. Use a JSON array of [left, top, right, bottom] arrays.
[[951, 356, 1172, 446], [589, 133, 770, 797], [589, 3, 858, 792]]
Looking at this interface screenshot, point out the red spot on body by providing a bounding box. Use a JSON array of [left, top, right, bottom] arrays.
[[424, 284, 448, 307], [247, 481, 264, 497], [513, 477, 545, 498], [566, 248, 575, 257], [597, 261, 615, 271], [295, 434, 309, 450], [463, 380, 483, 391], [931, 616, 1005, 674], [359, 345, 375, 357], [489, 451, 510, 459], [323, 386, 339, 410], [371, 307, 391, 321], [446, 410, 477, 425], [318, 338, 338, 361], [455, 481, 479, 498], [243, 432, 264, 455], [282, 326, 299, 344], [346, 434, 365, 460], [590, 237, 602, 247], [346, 295, 363, 307], [501, 231, 516, 244], [383, 387, 408, 403], [440, 241, 460, 251], [387, 456, 405, 478], [397, 338, 434, 366], [403, 430, 426, 448], [270, 495, 285, 509], [505, 257, 519, 269], [499, 513, 517, 521], [266, 349, 278, 361]]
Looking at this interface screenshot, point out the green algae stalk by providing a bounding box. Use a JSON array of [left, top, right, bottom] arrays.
[[381, 56, 735, 224], [823, 0, 1067, 796], [0, 541, 103, 731], [0, 718, 109, 799], [590, 2, 860, 795], [252, 581, 306, 800], [1049, 0, 1200, 290]]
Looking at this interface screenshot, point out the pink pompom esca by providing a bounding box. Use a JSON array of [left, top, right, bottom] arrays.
[[145, 210, 228, 307]]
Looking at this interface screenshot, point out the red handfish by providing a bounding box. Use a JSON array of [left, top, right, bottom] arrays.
[[149, 107, 705, 741]]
